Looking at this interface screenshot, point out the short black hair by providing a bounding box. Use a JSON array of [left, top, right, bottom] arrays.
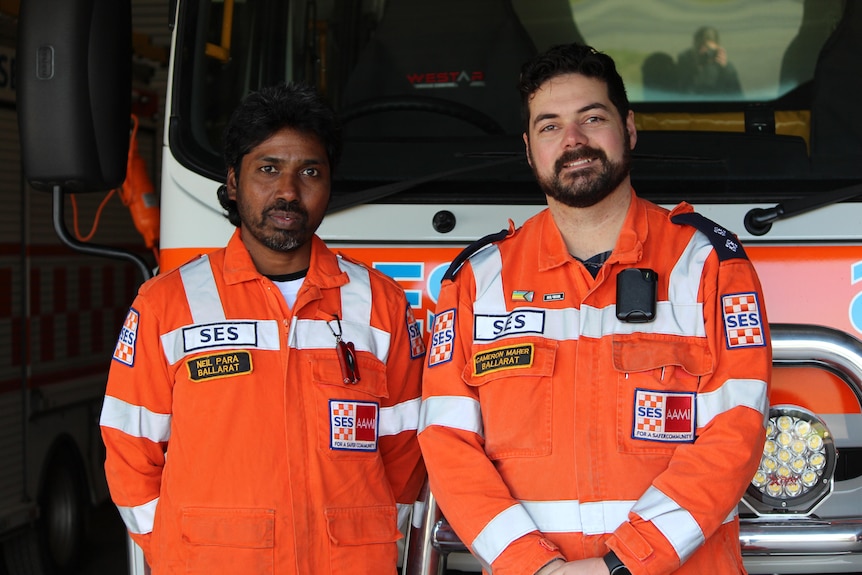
[[518, 43, 630, 131], [219, 83, 342, 226]]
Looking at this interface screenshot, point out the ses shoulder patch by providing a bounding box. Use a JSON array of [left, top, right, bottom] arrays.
[[428, 309, 456, 367], [406, 305, 426, 359], [722, 292, 766, 349], [112, 308, 140, 366], [671, 212, 748, 261]]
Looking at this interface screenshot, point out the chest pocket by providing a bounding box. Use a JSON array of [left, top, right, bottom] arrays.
[[310, 350, 389, 459], [463, 338, 557, 460], [613, 334, 713, 455]]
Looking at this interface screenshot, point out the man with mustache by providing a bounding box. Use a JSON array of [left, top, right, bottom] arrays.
[[101, 83, 426, 574], [419, 43, 771, 575]]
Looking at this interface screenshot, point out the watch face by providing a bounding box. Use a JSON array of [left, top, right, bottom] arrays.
[[611, 567, 631, 575]]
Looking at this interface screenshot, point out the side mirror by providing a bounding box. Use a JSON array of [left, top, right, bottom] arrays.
[[17, 0, 131, 192]]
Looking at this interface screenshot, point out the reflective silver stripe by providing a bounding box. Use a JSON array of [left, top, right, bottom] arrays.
[[470, 245, 507, 315], [380, 397, 421, 437], [178, 256, 225, 323], [521, 499, 633, 535], [468, 239, 709, 342], [520, 498, 736, 536], [286, 258, 393, 361], [418, 396, 483, 436], [337, 257, 372, 324], [472, 504, 538, 568], [632, 486, 704, 562], [580, 302, 706, 339], [116, 497, 159, 535], [100, 396, 171, 443], [288, 319, 390, 361], [668, 229, 713, 307], [696, 378, 769, 429], [160, 320, 281, 365]]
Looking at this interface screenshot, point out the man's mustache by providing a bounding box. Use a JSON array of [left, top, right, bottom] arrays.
[[555, 147, 607, 174]]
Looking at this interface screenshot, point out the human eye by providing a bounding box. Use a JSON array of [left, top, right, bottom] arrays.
[[300, 167, 320, 177], [259, 164, 278, 174]]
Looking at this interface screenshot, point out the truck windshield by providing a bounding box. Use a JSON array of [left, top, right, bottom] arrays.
[[171, 0, 855, 202]]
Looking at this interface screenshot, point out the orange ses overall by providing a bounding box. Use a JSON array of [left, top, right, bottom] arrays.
[[419, 195, 772, 575], [101, 231, 426, 574]]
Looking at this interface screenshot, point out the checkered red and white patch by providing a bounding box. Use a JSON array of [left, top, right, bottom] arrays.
[[112, 308, 140, 366], [722, 292, 765, 349], [406, 306, 425, 359], [428, 309, 456, 367]]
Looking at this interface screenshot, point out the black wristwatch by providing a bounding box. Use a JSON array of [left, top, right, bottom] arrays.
[[603, 551, 632, 575]]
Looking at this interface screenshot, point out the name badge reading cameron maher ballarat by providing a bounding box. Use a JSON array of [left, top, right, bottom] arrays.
[[473, 344, 534, 376], [187, 351, 253, 381]]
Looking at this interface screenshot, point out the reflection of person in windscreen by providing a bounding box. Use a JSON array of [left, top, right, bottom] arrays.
[[677, 26, 742, 96]]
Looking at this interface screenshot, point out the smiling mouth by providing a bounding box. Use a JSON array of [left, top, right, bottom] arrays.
[[563, 158, 593, 169]]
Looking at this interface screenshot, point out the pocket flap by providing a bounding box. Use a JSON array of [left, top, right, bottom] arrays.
[[613, 334, 712, 376], [310, 353, 388, 398], [463, 338, 558, 385], [325, 506, 401, 546], [181, 508, 275, 548]]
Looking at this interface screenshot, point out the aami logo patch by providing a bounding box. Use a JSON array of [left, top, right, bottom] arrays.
[[632, 389, 695, 443], [112, 308, 140, 366], [330, 401, 379, 451], [722, 292, 765, 349]]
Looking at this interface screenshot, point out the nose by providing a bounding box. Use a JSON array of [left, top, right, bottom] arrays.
[[274, 173, 301, 201], [562, 122, 587, 149]]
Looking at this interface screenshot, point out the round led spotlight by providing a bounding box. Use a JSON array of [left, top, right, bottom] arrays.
[[743, 406, 836, 516]]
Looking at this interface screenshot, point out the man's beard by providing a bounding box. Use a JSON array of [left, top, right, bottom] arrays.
[[241, 197, 313, 252], [533, 139, 631, 208]]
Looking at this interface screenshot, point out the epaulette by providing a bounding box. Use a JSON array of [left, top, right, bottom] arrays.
[[670, 212, 748, 261], [443, 228, 509, 281]]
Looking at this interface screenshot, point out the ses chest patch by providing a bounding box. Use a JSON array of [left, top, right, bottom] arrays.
[[632, 389, 696, 443], [330, 400, 379, 451]]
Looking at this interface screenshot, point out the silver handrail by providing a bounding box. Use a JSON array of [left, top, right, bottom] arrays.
[[405, 324, 862, 574]]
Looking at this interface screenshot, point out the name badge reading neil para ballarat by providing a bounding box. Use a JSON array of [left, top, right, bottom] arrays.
[[186, 351, 253, 381]]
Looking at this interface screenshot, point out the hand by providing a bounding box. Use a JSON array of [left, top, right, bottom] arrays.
[[548, 557, 610, 575]]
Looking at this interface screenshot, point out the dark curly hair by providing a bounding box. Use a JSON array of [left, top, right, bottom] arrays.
[[518, 43, 630, 132], [218, 83, 342, 227]]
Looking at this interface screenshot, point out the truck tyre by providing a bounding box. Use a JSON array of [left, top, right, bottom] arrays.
[[38, 450, 88, 574], [2, 451, 88, 575]]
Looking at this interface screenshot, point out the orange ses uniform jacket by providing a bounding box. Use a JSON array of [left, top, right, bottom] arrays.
[[418, 194, 771, 575], [100, 230, 426, 574]]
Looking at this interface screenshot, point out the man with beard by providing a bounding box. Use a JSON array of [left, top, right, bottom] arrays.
[[418, 43, 770, 575], [100, 83, 426, 574]]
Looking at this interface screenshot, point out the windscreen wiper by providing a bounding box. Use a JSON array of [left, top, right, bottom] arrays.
[[327, 153, 523, 214], [744, 182, 862, 236]]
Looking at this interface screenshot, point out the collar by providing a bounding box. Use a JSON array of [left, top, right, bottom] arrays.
[[538, 189, 647, 271], [222, 229, 349, 291]]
